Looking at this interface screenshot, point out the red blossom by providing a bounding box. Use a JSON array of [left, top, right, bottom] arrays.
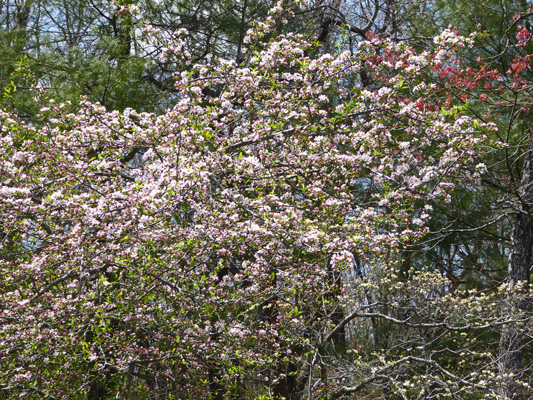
[[516, 26, 530, 47]]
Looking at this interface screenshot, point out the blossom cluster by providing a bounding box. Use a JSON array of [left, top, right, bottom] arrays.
[[0, 26, 498, 399]]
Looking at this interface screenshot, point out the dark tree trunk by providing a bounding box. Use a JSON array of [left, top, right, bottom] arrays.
[[499, 144, 533, 400], [88, 381, 107, 400]]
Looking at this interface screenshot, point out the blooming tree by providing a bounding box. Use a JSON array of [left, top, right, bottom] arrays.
[[0, 4, 523, 399]]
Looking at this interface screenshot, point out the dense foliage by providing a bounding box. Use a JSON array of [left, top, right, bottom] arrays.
[[1, 1, 533, 399]]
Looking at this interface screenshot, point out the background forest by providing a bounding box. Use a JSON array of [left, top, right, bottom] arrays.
[[1, 0, 533, 399]]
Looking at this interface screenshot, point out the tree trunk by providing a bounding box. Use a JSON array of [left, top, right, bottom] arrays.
[[498, 144, 533, 400]]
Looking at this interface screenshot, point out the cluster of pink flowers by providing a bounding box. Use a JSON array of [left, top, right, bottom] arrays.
[[0, 14, 505, 399]]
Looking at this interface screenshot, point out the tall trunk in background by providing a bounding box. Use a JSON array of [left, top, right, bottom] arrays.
[[499, 142, 533, 400], [235, 0, 248, 64]]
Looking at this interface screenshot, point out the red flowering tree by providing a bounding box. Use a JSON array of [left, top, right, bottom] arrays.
[[0, 4, 523, 400]]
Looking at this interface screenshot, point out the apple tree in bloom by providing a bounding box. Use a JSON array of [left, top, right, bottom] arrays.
[[0, 5, 509, 400]]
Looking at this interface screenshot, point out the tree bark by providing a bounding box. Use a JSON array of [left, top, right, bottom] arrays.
[[498, 144, 533, 399]]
